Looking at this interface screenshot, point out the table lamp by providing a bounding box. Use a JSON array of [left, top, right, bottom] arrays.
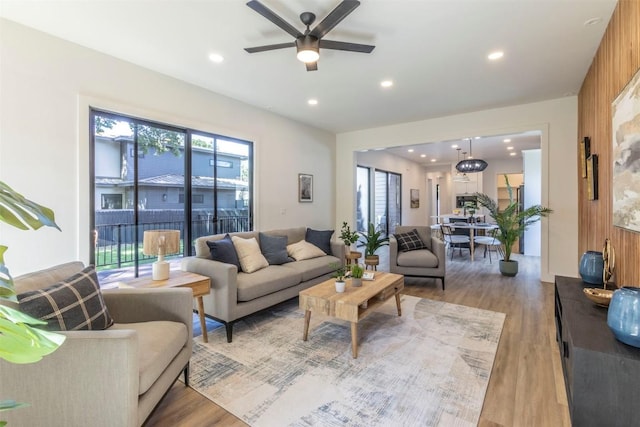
[[143, 229, 180, 280]]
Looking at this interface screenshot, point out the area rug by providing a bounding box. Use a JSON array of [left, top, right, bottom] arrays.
[[188, 295, 505, 427]]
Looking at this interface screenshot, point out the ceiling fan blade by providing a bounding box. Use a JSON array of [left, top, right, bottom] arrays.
[[310, 0, 360, 39], [305, 62, 318, 72], [246, 0, 303, 39], [244, 42, 296, 53], [319, 39, 375, 53]]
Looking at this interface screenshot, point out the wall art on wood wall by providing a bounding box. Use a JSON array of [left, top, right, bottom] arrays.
[[587, 154, 598, 201], [580, 137, 590, 178], [612, 67, 640, 232]]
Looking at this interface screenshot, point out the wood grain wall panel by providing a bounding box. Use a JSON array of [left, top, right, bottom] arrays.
[[578, 0, 640, 287]]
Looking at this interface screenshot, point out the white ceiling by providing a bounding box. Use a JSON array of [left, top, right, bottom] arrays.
[[0, 0, 616, 139]]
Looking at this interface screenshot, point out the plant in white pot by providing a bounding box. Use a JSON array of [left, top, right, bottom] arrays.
[[475, 175, 552, 277], [330, 263, 347, 293], [0, 181, 65, 424]]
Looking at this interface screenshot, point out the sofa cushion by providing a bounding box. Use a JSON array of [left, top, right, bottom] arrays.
[[232, 236, 269, 273], [259, 233, 289, 265], [281, 255, 341, 282], [17, 266, 113, 331], [236, 266, 302, 302], [394, 229, 428, 252], [396, 249, 439, 268], [305, 228, 334, 255], [287, 240, 326, 261], [110, 320, 187, 395], [206, 234, 242, 271]]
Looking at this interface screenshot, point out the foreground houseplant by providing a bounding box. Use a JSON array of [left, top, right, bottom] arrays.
[[357, 222, 389, 265], [475, 175, 552, 277], [0, 181, 64, 423]]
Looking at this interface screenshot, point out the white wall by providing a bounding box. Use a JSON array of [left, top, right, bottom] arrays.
[[336, 97, 579, 283], [0, 19, 336, 275], [523, 149, 543, 256], [356, 150, 428, 226]]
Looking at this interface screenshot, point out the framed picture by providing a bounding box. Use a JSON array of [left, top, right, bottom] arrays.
[[612, 66, 640, 231], [586, 154, 598, 201], [298, 173, 313, 202], [580, 136, 590, 178], [410, 189, 419, 208]]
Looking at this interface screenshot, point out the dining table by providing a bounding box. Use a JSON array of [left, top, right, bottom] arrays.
[[447, 223, 499, 261]]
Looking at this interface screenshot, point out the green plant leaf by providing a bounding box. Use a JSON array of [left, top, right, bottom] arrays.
[[0, 246, 16, 301], [0, 181, 60, 231], [0, 400, 28, 412]]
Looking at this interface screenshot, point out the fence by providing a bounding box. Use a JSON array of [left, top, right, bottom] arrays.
[[94, 214, 250, 270]]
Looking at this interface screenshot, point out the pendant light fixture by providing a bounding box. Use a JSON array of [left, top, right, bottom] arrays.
[[452, 148, 471, 182], [455, 138, 488, 173]]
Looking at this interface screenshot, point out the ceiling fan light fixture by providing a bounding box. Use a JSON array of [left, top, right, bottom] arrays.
[[296, 36, 319, 63]]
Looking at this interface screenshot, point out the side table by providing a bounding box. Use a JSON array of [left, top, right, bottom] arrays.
[[121, 270, 211, 343], [345, 251, 362, 266]]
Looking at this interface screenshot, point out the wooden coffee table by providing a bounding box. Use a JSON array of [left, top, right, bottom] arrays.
[[299, 272, 404, 358], [120, 270, 211, 343]]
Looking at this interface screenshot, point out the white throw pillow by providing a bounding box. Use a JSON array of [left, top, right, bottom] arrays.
[[287, 240, 326, 261], [231, 236, 269, 273]]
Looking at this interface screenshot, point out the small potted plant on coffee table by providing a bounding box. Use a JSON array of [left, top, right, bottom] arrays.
[[351, 264, 364, 287], [330, 262, 347, 293]]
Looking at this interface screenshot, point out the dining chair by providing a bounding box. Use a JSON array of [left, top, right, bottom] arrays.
[[440, 224, 471, 260], [474, 228, 503, 263]]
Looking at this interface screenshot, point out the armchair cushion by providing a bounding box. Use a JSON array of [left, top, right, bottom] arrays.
[[397, 249, 439, 268], [394, 229, 428, 252], [18, 265, 113, 331], [305, 228, 334, 255], [206, 234, 242, 271]]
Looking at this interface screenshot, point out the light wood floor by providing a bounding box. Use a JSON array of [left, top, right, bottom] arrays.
[[144, 251, 571, 427]]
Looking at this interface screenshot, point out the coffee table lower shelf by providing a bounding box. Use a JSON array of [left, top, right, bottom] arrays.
[[299, 272, 404, 358]]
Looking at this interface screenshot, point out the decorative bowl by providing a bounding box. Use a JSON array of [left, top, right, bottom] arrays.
[[583, 288, 614, 307]]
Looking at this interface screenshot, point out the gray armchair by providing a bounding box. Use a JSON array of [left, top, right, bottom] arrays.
[[0, 262, 193, 427], [389, 226, 446, 290]]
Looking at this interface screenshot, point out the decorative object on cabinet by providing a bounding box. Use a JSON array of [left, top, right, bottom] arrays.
[[608, 287, 640, 348], [603, 237, 615, 287], [298, 173, 313, 202], [578, 250, 604, 285], [580, 136, 590, 178], [612, 66, 640, 232], [583, 287, 613, 307], [555, 276, 640, 427], [586, 153, 598, 200]]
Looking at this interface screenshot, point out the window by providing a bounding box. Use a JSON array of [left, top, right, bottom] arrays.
[[356, 166, 370, 232], [91, 109, 253, 277]]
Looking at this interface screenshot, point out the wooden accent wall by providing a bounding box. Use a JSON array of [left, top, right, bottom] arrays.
[[578, 0, 640, 286]]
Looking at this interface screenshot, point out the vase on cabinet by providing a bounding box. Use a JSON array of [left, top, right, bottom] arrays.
[[607, 287, 640, 348], [579, 251, 604, 286]]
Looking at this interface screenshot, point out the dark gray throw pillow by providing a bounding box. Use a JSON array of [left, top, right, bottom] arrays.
[[206, 234, 242, 271], [305, 228, 334, 255], [259, 233, 289, 265], [394, 229, 427, 252], [18, 265, 114, 331]]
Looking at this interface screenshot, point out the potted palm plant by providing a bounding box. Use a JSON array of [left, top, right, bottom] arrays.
[[475, 175, 552, 277], [357, 222, 389, 267]]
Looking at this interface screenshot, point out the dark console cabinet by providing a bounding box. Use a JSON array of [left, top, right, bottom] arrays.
[[555, 276, 640, 426]]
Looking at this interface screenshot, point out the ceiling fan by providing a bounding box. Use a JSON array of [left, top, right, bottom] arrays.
[[244, 0, 375, 71]]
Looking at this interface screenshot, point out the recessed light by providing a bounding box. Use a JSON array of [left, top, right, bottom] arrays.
[[431, 158, 436, 162], [507, 146, 514, 150], [208, 53, 224, 63], [510, 152, 517, 156], [420, 154, 426, 158], [408, 149, 414, 153], [488, 51, 504, 61], [584, 17, 602, 26], [451, 144, 458, 148], [474, 136, 481, 139], [503, 138, 511, 143], [308, 99, 318, 106], [380, 80, 393, 88]]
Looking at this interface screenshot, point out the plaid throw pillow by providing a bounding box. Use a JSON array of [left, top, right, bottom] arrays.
[[18, 266, 114, 331], [394, 229, 427, 252]]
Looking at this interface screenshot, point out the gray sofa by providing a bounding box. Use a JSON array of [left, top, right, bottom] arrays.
[[389, 225, 446, 290], [182, 227, 344, 342], [0, 261, 193, 427]]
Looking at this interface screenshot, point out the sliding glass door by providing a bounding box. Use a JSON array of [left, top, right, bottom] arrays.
[[374, 170, 401, 236]]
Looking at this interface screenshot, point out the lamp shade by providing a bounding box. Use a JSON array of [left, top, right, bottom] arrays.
[[143, 230, 180, 256], [455, 158, 488, 173]]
